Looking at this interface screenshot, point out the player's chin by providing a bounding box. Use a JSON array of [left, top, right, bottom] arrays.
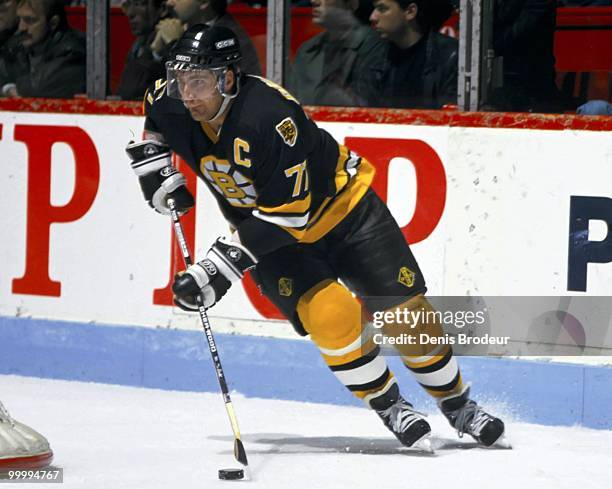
[[185, 105, 210, 121], [188, 110, 208, 121]]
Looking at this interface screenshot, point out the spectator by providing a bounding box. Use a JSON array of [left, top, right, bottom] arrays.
[[288, 0, 385, 106], [492, 0, 562, 112], [160, 0, 262, 75], [369, 0, 457, 109], [1, 0, 85, 98], [118, 0, 168, 100], [0, 0, 28, 94]]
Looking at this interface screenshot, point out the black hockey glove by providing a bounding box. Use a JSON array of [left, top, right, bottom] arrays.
[[172, 237, 257, 311], [126, 139, 194, 215]]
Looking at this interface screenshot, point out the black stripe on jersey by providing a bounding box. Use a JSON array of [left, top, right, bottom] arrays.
[[328, 346, 381, 372], [346, 367, 391, 392], [418, 371, 461, 392], [256, 210, 310, 219], [404, 348, 453, 374], [307, 198, 335, 229]]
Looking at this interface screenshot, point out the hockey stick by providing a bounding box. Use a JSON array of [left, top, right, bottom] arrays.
[[167, 198, 249, 468]]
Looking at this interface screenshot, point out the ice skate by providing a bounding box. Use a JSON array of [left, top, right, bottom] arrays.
[[438, 386, 508, 448], [0, 402, 53, 471], [369, 383, 433, 452]]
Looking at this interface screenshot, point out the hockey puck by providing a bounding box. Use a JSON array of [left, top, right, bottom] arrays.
[[218, 468, 244, 480]]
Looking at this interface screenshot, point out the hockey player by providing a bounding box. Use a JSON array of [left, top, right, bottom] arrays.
[[0, 401, 53, 470], [126, 24, 506, 450]]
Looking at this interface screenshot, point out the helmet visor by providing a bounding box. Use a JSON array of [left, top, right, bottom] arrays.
[[166, 61, 222, 101]]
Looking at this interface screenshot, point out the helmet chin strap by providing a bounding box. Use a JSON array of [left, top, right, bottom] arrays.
[[204, 71, 241, 123]]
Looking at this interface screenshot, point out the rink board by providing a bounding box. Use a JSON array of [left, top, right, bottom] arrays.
[[1, 315, 612, 430], [1, 107, 612, 432], [1, 111, 612, 332]]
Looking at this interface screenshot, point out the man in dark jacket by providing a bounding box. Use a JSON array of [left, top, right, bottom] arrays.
[[118, 0, 168, 100], [369, 0, 457, 109], [2, 0, 85, 98], [161, 0, 262, 76], [288, 0, 386, 107], [0, 0, 28, 94], [492, 0, 562, 112]]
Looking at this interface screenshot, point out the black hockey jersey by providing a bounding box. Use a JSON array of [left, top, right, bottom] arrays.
[[143, 75, 375, 258]]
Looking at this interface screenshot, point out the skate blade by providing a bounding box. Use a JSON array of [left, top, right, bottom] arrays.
[[492, 435, 512, 449], [409, 433, 435, 454]]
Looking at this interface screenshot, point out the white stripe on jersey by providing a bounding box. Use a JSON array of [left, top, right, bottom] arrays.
[[252, 210, 310, 229]]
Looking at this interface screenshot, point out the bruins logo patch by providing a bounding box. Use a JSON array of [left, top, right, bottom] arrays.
[[275, 117, 298, 147], [397, 267, 416, 288], [278, 277, 293, 297]]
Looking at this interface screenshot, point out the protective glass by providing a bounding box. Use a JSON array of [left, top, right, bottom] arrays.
[[166, 62, 223, 101]]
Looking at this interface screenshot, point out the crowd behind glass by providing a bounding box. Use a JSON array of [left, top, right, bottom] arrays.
[[0, 0, 610, 115]]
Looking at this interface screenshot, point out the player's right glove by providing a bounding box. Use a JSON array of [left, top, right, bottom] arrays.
[[126, 139, 194, 215], [172, 237, 257, 311]]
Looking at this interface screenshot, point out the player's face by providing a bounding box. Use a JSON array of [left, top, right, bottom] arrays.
[[166, 0, 201, 24], [169, 68, 224, 121], [16, 2, 51, 49], [0, 0, 18, 34], [370, 0, 410, 40]]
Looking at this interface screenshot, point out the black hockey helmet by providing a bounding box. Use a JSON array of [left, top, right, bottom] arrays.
[[168, 24, 242, 70]]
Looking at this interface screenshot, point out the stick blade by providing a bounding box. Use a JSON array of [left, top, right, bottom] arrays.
[[234, 439, 248, 466]]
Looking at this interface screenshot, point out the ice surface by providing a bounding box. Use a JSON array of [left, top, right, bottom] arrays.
[[2, 375, 611, 489]]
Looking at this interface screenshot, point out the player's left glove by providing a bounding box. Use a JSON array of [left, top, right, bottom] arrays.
[[126, 139, 194, 215], [172, 237, 257, 311]]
